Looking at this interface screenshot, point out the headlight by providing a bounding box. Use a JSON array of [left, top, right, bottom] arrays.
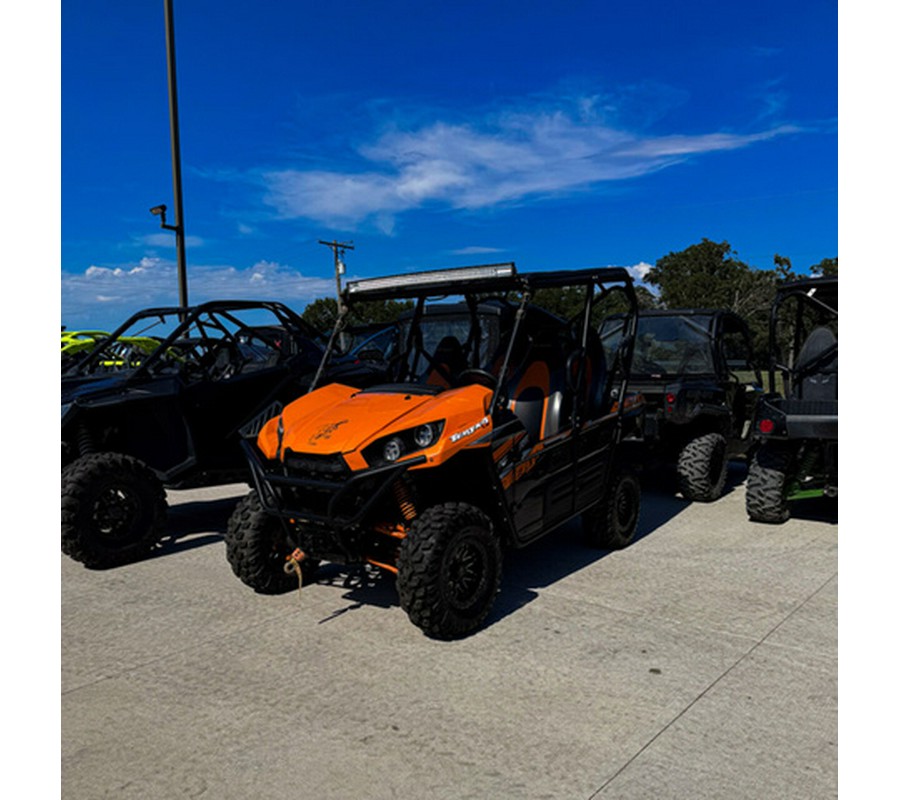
[[414, 423, 437, 449], [363, 420, 445, 467], [383, 437, 404, 463]]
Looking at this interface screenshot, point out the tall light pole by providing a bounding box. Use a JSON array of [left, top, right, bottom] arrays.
[[318, 239, 354, 350], [152, 0, 188, 310]]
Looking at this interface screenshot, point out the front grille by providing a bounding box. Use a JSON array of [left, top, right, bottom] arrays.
[[283, 451, 350, 480]]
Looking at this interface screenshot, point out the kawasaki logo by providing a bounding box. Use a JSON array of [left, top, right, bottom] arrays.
[[308, 420, 349, 445]]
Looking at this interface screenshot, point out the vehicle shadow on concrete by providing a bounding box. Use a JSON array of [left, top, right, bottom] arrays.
[[151, 497, 242, 560], [789, 496, 837, 524], [313, 564, 401, 625], [308, 477, 697, 636], [487, 485, 691, 631]]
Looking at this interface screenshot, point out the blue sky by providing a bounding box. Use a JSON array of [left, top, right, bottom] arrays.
[[61, 0, 837, 330], [16, 5, 894, 787]]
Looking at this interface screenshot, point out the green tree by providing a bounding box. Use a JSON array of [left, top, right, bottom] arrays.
[[301, 296, 413, 333], [647, 239, 764, 311], [524, 282, 658, 322], [773, 254, 798, 282], [810, 257, 838, 277], [530, 286, 590, 320], [644, 239, 784, 362], [301, 297, 340, 333], [351, 298, 415, 325]]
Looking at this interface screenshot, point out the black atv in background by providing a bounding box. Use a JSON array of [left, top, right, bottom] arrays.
[[599, 309, 762, 502], [746, 276, 837, 523], [61, 300, 385, 569]]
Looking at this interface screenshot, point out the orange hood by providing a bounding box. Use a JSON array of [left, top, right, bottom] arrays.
[[257, 382, 493, 466]]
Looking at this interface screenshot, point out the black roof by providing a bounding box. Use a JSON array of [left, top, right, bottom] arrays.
[[774, 275, 837, 314]]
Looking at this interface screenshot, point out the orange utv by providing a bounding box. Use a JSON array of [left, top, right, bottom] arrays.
[[226, 263, 643, 639]]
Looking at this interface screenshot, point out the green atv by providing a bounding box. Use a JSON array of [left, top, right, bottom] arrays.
[[746, 276, 837, 523]]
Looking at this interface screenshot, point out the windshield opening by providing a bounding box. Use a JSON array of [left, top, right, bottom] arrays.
[[601, 315, 714, 377]]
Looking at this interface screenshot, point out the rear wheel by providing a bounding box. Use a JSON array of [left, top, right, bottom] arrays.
[[397, 502, 501, 639], [585, 468, 641, 549], [677, 432, 728, 502], [61, 452, 167, 568], [225, 491, 318, 593], [746, 444, 792, 523]]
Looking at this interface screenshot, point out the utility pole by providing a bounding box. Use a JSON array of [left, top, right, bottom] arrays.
[[161, 0, 188, 310], [318, 239, 354, 350]]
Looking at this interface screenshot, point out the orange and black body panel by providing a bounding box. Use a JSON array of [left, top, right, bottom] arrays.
[[239, 262, 643, 568]]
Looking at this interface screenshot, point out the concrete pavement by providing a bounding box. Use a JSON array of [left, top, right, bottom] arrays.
[[61, 470, 837, 799]]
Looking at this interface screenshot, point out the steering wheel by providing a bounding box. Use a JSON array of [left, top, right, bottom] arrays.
[[206, 341, 243, 381], [635, 354, 665, 374], [455, 368, 498, 389]]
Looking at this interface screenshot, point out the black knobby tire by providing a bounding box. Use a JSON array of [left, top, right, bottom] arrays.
[[225, 491, 318, 593], [396, 502, 502, 640], [746, 444, 792, 524], [585, 468, 641, 550], [61, 452, 168, 569], [677, 432, 728, 502]]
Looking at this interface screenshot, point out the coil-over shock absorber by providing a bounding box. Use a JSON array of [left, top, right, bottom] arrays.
[[393, 477, 418, 523], [76, 423, 96, 458]]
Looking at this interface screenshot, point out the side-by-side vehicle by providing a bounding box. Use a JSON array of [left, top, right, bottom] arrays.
[[599, 309, 762, 501], [62, 300, 384, 569], [746, 276, 837, 523], [226, 263, 644, 639]]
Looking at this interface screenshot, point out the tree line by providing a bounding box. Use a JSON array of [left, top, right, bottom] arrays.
[[301, 238, 837, 358]]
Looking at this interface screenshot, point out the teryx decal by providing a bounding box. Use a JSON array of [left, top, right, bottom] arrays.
[[450, 417, 490, 443]]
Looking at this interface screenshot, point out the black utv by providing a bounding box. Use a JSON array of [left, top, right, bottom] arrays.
[[61, 300, 384, 569], [598, 309, 762, 501], [746, 276, 837, 523], [226, 263, 644, 639]]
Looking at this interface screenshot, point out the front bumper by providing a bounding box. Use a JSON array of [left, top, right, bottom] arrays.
[[242, 439, 424, 528]]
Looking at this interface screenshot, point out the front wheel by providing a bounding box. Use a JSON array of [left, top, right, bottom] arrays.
[[61, 452, 168, 568], [746, 444, 792, 524], [584, 468, 641, 549], [225, 491, 319, 593], [677, 432, 728, 502], [397, 502, 502, 640]]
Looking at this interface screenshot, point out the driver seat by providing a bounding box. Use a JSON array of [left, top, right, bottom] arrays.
[[506, 340, 566, 442], [793, 326, 837, 401], [426, 336, 467, 388]]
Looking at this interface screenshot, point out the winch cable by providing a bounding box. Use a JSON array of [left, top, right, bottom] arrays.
[[283, 548, 307, 600]]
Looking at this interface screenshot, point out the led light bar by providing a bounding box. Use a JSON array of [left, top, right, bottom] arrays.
[[345, 263, 517, 297]]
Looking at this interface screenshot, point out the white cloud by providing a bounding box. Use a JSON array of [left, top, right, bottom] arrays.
[[62, 258, 334, 330], [627, 262, 653, 282], [139, 233, 205, 248], [450, 246, 506, 256], [619, 126, 800, 158], [259, 99, 803, 229]]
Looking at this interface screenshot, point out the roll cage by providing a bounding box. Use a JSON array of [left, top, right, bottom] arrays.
[[62, 300, 324, 382], [765, 276, 838, 398], [308, 262, 640, 415]]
